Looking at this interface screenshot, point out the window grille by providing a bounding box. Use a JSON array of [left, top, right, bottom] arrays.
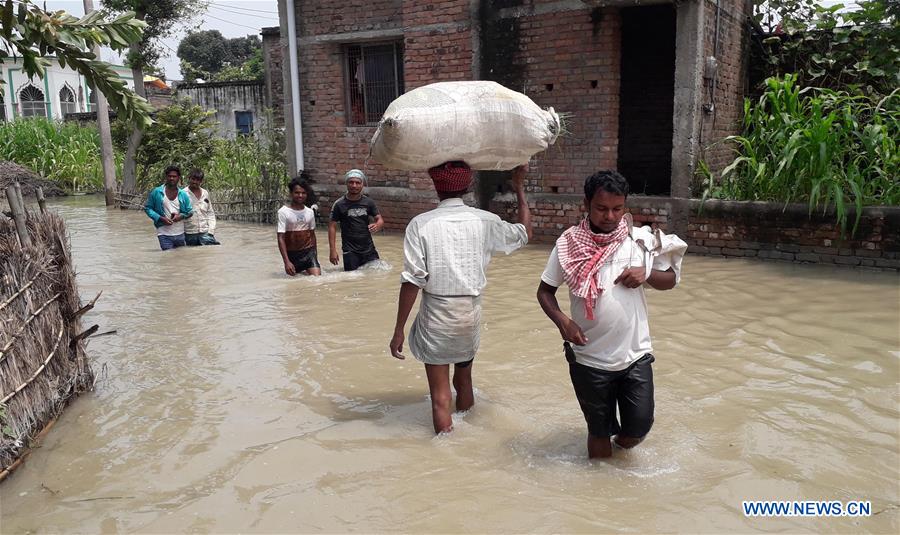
[[19, 85, 48, 118], [59, 85, 78, 117], [344, 42, 404, 126]]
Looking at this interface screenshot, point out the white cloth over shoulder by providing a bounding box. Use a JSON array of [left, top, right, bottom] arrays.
[[401, 198, 528, 296], [370, 81, 560, 171], [631, 225, 688, 283]]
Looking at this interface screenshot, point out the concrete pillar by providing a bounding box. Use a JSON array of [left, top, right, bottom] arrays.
[[671, 0, 705, 200], [278, 0, 299, 175]]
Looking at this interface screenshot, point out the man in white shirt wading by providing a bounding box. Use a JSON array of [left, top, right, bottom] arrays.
[[536, 170, 686, 459], [183, 168, 220, 246], [390, 162, 533, 434]]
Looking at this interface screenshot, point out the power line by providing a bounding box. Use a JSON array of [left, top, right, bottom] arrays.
[[209, 4, 278, 21], [203, 12, 267, 31], [206, 1, 278, 15]]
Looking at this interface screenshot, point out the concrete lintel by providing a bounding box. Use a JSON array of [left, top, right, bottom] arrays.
[[493, 0, 673, 20], [298, 22, 471, 45]]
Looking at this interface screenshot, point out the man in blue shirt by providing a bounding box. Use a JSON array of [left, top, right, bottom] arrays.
[[144, 165, 193, 250]]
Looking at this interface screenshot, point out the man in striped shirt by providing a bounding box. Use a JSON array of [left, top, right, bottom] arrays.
[[389, 162, 532, 433]]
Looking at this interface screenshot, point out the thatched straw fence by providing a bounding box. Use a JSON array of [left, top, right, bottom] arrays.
[[1, 187, 95, 481]]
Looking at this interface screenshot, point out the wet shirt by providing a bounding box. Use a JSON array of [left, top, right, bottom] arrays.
[[330, 196, 379, 254], [157, 194, 185, 237], [541, 226, 686, 372], [277, 205, 316, 252], [401, 197, 528, 296]]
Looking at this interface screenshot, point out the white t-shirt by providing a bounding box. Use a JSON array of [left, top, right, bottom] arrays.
[[540, 225, 686, 371], [276, 205, 315, 232], [276, 205, 317, 251], [157, 193, 185, 236]]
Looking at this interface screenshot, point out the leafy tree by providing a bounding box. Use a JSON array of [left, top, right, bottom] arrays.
[[0, 0, 152, 126], [210, 47, 264, 82], [176, 29, 228, 81], [225, 35, 260, 65], [113, 98, 216, 190], [753, 0, 900, 95], [103, 0, 206, 191], [177, 30, 262, 82]]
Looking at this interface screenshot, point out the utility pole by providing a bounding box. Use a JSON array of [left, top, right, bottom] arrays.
[[83, 0, 118, 207]]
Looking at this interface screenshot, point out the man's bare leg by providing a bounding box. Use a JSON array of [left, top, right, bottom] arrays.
[[588, 434, 613, 459], [425, 364, 453, 433], [452, 363, 474, 412]]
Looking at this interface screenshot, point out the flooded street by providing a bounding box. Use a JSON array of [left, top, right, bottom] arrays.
[[1, 195, 898, 533]]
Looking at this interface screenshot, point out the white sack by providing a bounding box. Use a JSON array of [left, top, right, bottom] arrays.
[[369, 81, 560, 171]]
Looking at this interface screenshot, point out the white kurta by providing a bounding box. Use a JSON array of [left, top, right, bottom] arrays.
[[401, 197, 528, 364], [183, 187, 216, 235]]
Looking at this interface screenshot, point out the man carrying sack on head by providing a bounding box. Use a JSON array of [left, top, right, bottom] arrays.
[[389, 162, 533, 434]]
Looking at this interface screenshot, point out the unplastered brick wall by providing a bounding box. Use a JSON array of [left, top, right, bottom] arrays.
[[698, 0, 753, 185], [489, 194, 672, 243], [482, 4, 622, 196], [489, 194, 899, 271], [293, 0, 472, 225], [262, 27, 284, 126], [686, 200, 900, 270]]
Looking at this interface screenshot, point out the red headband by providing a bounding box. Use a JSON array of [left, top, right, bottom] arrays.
[[428, 163, 473, 193]]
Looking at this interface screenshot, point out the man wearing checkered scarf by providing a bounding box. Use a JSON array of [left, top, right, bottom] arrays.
[[389, 161, 533, 434], [536, 170, 687, 460]]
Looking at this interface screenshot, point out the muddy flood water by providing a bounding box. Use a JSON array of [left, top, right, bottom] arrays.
[[1, 195, 898, 533]]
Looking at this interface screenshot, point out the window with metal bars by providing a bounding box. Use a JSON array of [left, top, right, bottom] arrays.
[[19, 85, 48, 118], [59, 85, 78, 117], [344, 42, 404, 126]]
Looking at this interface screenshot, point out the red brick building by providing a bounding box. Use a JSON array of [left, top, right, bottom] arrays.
[[275, 0, 754, 239]]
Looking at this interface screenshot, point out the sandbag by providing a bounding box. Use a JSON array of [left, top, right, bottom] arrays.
[[369, 81, 560, 171]]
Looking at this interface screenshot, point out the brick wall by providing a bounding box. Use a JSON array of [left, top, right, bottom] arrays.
[[491, 194, 900, 271], [144, 86, 172, 110], [686, 200, 900, 269], [289, 0, 752, 239], [489, 193, 673, 243], [292, 0, 471, 225], [482, 4, 622, 197], [698, 0, 753, 190], [262, 27, 285, 127]]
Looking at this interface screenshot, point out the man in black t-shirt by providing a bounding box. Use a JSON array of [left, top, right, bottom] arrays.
[[328, 169, 385, 271]]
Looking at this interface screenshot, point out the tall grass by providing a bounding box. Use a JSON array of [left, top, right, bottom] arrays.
[[203, 134, 288, 199], [0, 118, 121, 193], [2, 113, 289, 198], [702, 75, 899, 235]]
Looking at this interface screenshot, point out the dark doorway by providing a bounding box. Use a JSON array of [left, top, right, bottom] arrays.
[[617, 5, 676, 195]]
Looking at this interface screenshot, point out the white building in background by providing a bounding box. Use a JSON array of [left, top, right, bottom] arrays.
[[0, 57, 134, 121]]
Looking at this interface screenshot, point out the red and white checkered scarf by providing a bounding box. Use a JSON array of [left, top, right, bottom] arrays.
[[556, 217, 629, 320]]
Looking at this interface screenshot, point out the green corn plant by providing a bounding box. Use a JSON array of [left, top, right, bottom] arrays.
[[702, 75, 900, 236], [0, 118, 114, 193]]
